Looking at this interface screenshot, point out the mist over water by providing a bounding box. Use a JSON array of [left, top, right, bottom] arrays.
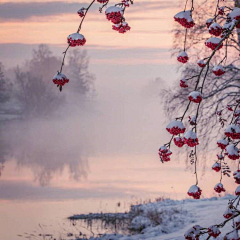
[[0, 44, 234, 240], [0, 44, 168, 190]]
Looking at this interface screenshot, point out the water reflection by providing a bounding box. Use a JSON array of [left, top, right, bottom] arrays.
[[0, 118, 90, 186], [0, 46, 96, 186]]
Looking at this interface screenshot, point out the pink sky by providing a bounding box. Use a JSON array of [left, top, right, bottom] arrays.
[[0, 0, 177, 47]]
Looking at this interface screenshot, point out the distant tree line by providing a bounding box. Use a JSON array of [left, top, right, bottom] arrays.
[[0, 44, 95, 119]]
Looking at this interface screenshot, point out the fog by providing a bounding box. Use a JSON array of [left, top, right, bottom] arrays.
[[0, 45, 172, 188]]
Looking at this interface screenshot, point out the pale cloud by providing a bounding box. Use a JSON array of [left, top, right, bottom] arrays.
[[0, 1, 174, 21]]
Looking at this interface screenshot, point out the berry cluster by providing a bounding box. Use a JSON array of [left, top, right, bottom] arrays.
[[187, 185, 202, 199], [208, 226, 221, 238], [212, 162, 221, 172], [213, 65, 225, 76], [205, 37, 223, 51], [52, 72, 69, 91], [67, 33, 86, 47], [184, 130, 199, 147], [188, 91, 202, 103], [209, 22, 223, 36], [206, 18, 213, 28], [180, 79, 188, 88], [166, 120, 186, 135], [177, 51, 189, 63], [158, 146, 172, 162], [174, 10, 195, 28], [105, 6, 123, 24], [173, 137, 185, 147], [112, 22, 131, 33], [197, 59, 205, 68], [77, 8, 85, 17], [214, 182, 226, 193], [217, 139, 228, 149]]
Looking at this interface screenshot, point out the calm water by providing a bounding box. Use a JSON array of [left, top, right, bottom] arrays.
[[0, 80, 236, 239], [0, 154, 236, 240]]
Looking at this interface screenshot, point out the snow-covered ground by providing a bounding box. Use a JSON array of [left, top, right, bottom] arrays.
[[70, 195, 236, 240]]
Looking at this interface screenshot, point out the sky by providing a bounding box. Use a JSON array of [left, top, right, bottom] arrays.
[[0, 1, 236, 239], [0, 0, 178, 68]]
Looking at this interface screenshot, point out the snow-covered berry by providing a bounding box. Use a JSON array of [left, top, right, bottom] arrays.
[[234, 109, 240, 117], [223, 206, 234, 219], [174, 137, 185, 147], [213, 65, 225, 76], [206, 18, 213, 28], [205, 37, 223, 51], [225, 124, 240, 139], [177, 51, 189, 64], [209, 22, 223, 36], [217, 154, 224, 160], [216, 110, 223, 116], [197, 59, 206, 68], [217, 139, 228, 149], [189, 115, 197, 125], [223, 21, 234, 31], [226, 144, 239, 160], [212, 162, 221, 172], [52, 72, 69, 91], [236, 216, 240, 229], [234, 170, 240, 184], [105, 6, 123, 24], [229, 7, 240, 28], [67, 33, 86, 47], [188, 91, 202, 103], [214, 182, 226, 193], [77, 8, 85, 17], [227, 105, 233, 111], [166, 120, 186, 135], [122, 0, 130, 7], [158, 146, 172, 162], [180, 78, 188, 88], [112, 22, 131, 33], [208, 225, 221, 238], [187, 185, 202, 199], [158, 145, 168, 154], [236, 185, 240, 195], [174, 10, 195, 28], [184, 130, 199, 147], [184, 225, 202, 240], [218, 7, 225, 15]]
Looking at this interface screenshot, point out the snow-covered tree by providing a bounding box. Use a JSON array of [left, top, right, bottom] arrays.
[[158, 1, 240, 239]]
